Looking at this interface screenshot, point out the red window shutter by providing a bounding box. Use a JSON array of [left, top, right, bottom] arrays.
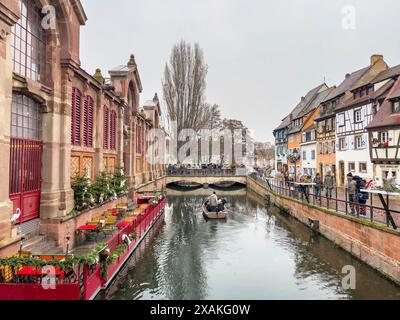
[[111, 110, 117, 150], [71, 88, 81, 145], [84, 96, 94, 147], [88, 97, 93, 147], [103, 107, 109, 149]]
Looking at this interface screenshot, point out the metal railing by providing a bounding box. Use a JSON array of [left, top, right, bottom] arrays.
[[250, 173, 400, 230], [167, 168, 239, 177]]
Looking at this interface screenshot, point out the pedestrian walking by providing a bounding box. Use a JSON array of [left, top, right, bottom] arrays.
[[348, 174, 358, 215], [324, 171, 335, 199], [314, 173, 323, 200]]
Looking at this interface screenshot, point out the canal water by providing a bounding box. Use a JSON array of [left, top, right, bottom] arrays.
[[99, 188, 400, 300]]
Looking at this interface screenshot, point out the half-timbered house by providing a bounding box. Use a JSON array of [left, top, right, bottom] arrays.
[[335, 57, 389, 184], [367, 66, 400, 186]]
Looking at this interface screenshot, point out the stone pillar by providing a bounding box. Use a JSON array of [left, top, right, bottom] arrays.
[[0, 1, 19, 246], [117, 106, 124, 169], [40, 62, 75, 219], [125, 111, 135, 197]]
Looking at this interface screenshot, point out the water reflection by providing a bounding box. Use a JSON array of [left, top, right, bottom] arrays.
[[99, 188, 400, 300]]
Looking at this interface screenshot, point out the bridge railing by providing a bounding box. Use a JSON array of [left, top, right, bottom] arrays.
[[167, 168, 240, 177]]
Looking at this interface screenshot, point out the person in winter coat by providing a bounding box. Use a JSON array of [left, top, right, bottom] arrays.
[[324, 171, 335, 199], [314, 173, 323, 200]]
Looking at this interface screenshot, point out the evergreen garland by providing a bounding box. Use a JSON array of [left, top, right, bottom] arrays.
[[112, 166, 129, 197], [71, 167, 129, 212]]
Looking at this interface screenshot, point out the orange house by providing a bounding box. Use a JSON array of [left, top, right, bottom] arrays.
[[287, 84, 329, 178]]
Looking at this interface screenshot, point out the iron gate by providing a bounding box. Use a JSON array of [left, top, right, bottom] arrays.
[[9, 138, 43, 224]]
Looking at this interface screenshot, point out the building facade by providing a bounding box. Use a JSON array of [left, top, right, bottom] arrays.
[[0, 0, 166, 256], [334, 55, 388, 185], [367, 67, 400, 187], [273, 116, 289, 173], [298, 87, 333, 178], [287, 84, 328, 179]]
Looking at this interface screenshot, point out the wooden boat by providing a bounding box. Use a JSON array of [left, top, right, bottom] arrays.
[[202, 204, 228, 220]]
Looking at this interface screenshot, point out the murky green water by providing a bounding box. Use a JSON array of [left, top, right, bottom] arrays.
[[99, 188, 400, 300]]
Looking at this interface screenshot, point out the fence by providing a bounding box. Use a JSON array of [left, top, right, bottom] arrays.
[[0, 198, 166, 300], [250, 173, 400, 230]]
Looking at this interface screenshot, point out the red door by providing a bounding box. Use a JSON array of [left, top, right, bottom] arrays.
[[9, 138, 43, 224]]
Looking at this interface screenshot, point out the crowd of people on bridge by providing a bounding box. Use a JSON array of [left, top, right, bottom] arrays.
[[167, 163, 247, 175]]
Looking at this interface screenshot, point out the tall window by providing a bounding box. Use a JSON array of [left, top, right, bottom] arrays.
[[103, 107, 109, 149], [354, 109, 362, 123], [103, 107, 117, 150], [355, 135, 364, 149], [83, 96, 94, 147], [339, 138, 347, 151], [71, 88, 82, 146], [11, 0, 44, 81], [110, 110, 117, 150], [11, 93, 41, 139]]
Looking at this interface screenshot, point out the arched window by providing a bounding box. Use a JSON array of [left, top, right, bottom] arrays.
[[11, 0, 45, 81], [71, 88, 82, 145], [11, 93, 41, 140], [84, 96, 94, 147]]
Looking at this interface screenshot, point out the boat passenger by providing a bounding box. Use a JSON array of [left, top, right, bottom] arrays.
[[209, 192, 219, 212]]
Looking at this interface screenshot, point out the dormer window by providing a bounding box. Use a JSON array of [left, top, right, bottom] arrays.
[[392, 100, 400, 113]]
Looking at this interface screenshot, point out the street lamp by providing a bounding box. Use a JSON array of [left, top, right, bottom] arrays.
[[289, 149, 300, 182]]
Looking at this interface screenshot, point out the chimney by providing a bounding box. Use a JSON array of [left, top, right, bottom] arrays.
[[345, 73, 351, 79], [371, 54, 383, 65], [301, 96, 306, 102]]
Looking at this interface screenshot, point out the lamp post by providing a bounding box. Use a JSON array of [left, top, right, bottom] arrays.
[[291, 149, 299, 182]]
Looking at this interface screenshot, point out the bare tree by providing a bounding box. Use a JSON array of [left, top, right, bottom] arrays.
[[201, 103, 222, 130], [162, 40, 209, 133]]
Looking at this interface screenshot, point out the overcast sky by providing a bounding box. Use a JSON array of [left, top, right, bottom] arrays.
[[80, 0, 400, 142]]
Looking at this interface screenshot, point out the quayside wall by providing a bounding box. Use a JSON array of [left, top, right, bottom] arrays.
[[247, 176, 400, 285]]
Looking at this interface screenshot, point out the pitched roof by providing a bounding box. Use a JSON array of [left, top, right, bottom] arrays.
[[297, 87, 334, 118], [323, 66, 370, 103], [338, 79, 395, 111], [367, 77, 400, 129], [274, 115, 291, 132], [371, 64, 400, 84], [274, 83, 327, 133], [291, 83, 328, 120]]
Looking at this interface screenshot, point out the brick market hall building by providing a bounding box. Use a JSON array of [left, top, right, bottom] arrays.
[[0, 0, 166, 256]]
